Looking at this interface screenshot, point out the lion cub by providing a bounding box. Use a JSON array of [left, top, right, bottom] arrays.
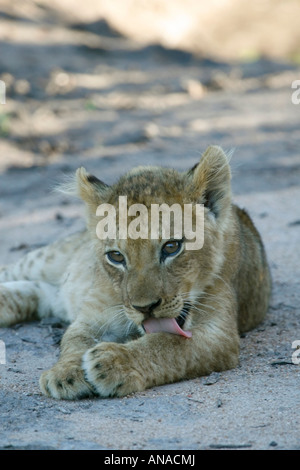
[[0, 146, 271, 399]]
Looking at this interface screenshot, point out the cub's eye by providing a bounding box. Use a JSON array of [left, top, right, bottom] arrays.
[[106, 251, 125, 265], [161, 240, 183, 260]]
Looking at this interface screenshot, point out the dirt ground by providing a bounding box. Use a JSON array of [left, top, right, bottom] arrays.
[[0, 0, 299, 451]]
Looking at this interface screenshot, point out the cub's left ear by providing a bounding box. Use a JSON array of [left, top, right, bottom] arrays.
[[187, 145, 232, 218]]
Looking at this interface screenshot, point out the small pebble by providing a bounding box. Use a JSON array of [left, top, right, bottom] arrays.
[[269, 441, 278, 447]]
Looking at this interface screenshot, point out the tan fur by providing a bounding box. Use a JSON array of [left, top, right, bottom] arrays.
[[0, 146, 271, 399]]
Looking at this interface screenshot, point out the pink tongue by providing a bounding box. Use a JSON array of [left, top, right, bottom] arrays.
[[143, 317, 192, 338]]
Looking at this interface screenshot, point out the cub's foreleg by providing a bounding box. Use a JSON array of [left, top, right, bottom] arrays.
[[39, 319, 98, 399], [83, 319, 240, 398], [39, 304, 137, 399], [83, 287, 240, 398]]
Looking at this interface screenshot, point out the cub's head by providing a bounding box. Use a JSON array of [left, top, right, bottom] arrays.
[[68, 145, 232, 337]]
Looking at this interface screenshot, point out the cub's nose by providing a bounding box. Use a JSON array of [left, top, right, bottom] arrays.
[[132, 299, 162, 316]]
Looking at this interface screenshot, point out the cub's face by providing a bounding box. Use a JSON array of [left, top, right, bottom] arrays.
[[73, 146, 232, 335], [102, 236, 206, 331]]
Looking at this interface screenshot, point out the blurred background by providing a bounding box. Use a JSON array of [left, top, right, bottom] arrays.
[[0, 0, 300, 170], [0, 0, 299, 257]]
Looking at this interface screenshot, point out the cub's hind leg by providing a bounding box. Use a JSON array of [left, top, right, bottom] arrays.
[[0, 280, 59, 327], [0, 231, 87, 326], [0, 231, 87, 286]]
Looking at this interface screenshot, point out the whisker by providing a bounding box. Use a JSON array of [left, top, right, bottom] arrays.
[[192, 300, 218, 312], [90, 305, 126, 338], [212, 273, 233, 295], [180, 291, 224, 315]]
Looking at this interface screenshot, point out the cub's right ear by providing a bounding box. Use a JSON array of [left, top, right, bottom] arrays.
[[57, 167, 109, 206], [75, 167, 109, 205]]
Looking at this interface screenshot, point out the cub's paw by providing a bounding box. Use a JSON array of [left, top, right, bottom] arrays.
[[39, 361, 96, 400], [83, 342, 145, 397]]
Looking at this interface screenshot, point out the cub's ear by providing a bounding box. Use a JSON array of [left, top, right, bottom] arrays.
[[75, 167, 109, 205], [57, 167, 109, 206], [187, 145, 232, 218]]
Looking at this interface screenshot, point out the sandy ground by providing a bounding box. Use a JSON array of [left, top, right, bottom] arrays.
[[0, 1, 300, 451]]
